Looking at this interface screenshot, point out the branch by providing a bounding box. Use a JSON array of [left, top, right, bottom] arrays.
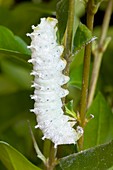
[[87, 0, 113, 108], [46, 143, 57, 170], [28, 121, 46, 165], [63, 0, 75, 76], [78, 0, 97, 150]]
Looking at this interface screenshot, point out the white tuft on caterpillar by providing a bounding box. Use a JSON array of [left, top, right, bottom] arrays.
[[27, 17, 83, 148]]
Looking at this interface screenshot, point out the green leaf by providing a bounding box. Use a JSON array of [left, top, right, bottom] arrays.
[[56, 0, 85, 42], [69, 63, 83, 89], [65, 100, 77, 118], [0, 141, 41, 170], [10, 2, 54, 42], [59, 140, 113, 170], [84, 92, 113, 149], [1, 59, 31, 89], [73, 22, 96, 53], [56, 0, 69, 42], [0, 25, 30, 60]]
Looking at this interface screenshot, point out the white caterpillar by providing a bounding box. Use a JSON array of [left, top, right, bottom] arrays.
[[27, 17, 83, 148]]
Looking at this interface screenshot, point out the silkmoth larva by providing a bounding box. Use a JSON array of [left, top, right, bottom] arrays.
[[27, 17, 83, 148]]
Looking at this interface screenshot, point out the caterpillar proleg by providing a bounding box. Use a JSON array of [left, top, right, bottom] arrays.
[[27, 17, 83, 148]]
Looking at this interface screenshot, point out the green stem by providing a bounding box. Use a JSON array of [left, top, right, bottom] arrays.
[[87, 0, 113, 108], [46, 143, 57, 170], [28, 121, 46, 165], [78, 0, 96, 150], [63, 0, 75, 76], [62, 0, 75, 107]]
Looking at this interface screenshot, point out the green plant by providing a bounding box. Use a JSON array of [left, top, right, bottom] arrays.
[[0, 0, 113, 170]]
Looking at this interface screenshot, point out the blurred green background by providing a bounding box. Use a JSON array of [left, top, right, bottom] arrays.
[[0, 0, 113, 169]]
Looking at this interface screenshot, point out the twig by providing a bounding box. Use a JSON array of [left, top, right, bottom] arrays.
[[46, 143, 57, 170], [27, 121, 46, 165], [78, 0, 97, 150], [87, 0, 113, 108], [63, 0, 75, 76]]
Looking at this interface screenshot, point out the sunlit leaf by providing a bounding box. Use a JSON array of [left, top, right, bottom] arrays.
[[0, 141, 41, 170], [0, 26, 30, 60], [73, 22, 96, 53], [65, 100, 77, 118]]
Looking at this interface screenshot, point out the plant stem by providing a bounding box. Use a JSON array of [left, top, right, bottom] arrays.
[[87, 0, 113, 108], [78, 0, 96, 150], [63, 0, 75, 76], [46, 143, 57, 170], [62, 0, 75, 108], [28, 121, 47, 165]]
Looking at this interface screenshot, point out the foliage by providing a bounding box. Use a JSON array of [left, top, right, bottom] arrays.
[[59, 140, 113, 170], [0, 0, 113, 170], [0, 141, 41, 170]]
